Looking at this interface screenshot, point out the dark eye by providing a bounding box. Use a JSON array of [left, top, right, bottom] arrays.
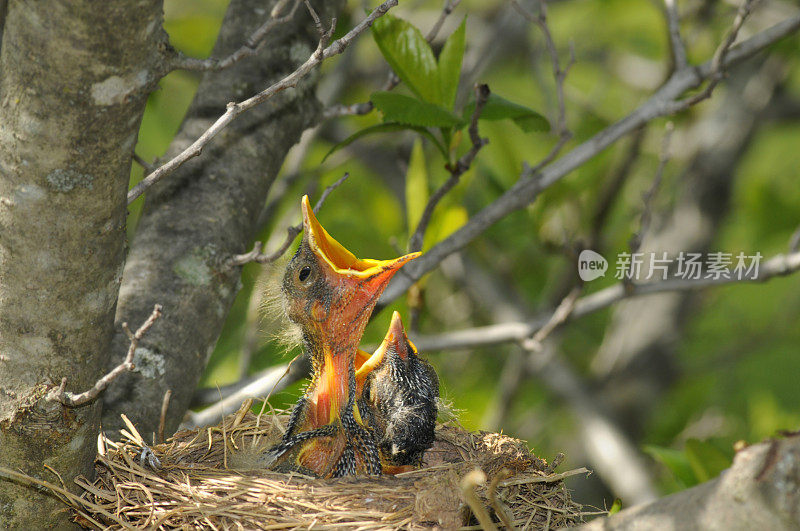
[[298, 266, 312, 282]]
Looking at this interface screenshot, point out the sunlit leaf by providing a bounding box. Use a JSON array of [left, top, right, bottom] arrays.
[[405, 139, 429, 234], [371, 14, 440, 104], [462, 93, 550, 133], [438, 17, 466, 110], [428, 205, 468, 250], [323, 122, 447, 162], [608, 498, 622, 515], [371, 92, 463, 128]]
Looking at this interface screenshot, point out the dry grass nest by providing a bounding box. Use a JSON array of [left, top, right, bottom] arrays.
[[35, 406, 601, 529]]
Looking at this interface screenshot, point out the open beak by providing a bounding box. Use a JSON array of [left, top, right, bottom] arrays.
[[299, 196, 419, 427], [355, 311, 416, 395], [302, 195, 419, 292]]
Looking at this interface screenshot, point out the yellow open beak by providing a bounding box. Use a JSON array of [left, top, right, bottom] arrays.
[[355, 311, 417, 395], [301, 195, 420, 281]]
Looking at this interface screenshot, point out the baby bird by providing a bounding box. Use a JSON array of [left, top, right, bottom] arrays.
[[355, 312, 439, 471], [263, 196, 419, 478]]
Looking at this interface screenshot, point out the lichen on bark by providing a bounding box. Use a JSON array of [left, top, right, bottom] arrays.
[[0, 0, 168, 527]]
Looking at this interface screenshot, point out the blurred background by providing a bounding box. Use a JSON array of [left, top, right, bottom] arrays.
[[131, 0, 800, 509]]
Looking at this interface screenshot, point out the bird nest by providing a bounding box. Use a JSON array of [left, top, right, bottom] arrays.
[[49, 407, 596, 529]]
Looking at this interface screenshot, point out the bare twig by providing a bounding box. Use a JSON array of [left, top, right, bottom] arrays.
[[511, 0, 575, 170], [184, 354, 311, 428], [378, 12, 800, 308], [521, 286, 581, 352], [322, 101, 376, 120], [128, 0, 399, 205], [427, 0, 462, 42], [664, 0, 688, 71], [170, 0, 302, 72], [589, 127, 647, 247], [628, 122, 674, 254], [408, 84, 490, 253], [132, 152, 154, 174], [409, 250, 800, 353], [54, 304, 163, 407], [676, 0, 756, 108], [789, 224, 800, 253], [228, 172, 350, 266]]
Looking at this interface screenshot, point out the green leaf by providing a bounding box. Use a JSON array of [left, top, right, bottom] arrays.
[[643, 445, 698, 488], [608, 498, 622, 515], [437, 18, 466, 109], [371, 14, 440, 104], [405, 139, 429, 233], [684, 439, 732, 483], [462, 93, 550, 133], [429, 204, 468, 250], [371, 92, 463, 128], [322, 123, 447, 162]]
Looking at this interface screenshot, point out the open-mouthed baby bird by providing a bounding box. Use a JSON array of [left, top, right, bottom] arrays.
[[355, 312, 439, 472], [263, 196, 419, 478]]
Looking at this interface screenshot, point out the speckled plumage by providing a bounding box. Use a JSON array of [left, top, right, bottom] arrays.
[[357, 312, 439, 467], [262, 196, 419, 478]]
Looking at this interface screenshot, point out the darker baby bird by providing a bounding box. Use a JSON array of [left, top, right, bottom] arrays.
[[356, 311, 439, 471], [263, 196, 419, 478]]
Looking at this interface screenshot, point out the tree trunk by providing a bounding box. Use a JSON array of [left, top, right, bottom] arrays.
[[102, 0, 344, 438], [0, 1, 167, 527]]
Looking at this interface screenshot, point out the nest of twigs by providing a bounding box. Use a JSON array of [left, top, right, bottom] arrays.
[[47, 406, 596, 529]]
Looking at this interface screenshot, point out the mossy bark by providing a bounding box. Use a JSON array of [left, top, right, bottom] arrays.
[[101, 0, 344, 438], [0, 1, 167, 527]]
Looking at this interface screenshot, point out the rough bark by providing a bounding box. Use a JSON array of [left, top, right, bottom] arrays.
[[0, 0, 7, 50], [579, 434, 800, 531], [102, 0, 344, 438], [0, 1, 166, 527], [591, 58, 787, 436]]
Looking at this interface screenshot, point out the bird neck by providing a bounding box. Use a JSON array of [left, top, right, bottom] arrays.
[[303, 332, 357, 428]]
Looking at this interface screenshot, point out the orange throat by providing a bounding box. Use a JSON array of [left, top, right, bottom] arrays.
[[307, 347, 352, 428]]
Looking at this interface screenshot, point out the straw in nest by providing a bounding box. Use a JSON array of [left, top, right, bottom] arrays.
[[10, 405, 602, 529]]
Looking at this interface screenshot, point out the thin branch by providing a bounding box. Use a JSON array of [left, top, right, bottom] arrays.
[[521, 286, 581, 352], [675, 0, 756, 108], [408, 84, 490, 253], [128, 0, 399, 205], [378, 11, 800, 309], [664, 0, 688, 71], [322, 101, 375, 120], [53, 305, 163, 407], [409, 250, 800, 353], [511, 0, 575, 170], [132, 152, 154, 174], [184, 355, 311, 428], [589, 126, 647, 247], [228, 172, 350, 266], [170, 0, 302, 72], [628, 121, 674, 254], [427, 0, 462, 42]]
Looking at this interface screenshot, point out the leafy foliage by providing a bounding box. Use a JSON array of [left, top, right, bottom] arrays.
[[462, 93, 550, 133], [324, 12, 550, 165], [371, 92, 463, 128]]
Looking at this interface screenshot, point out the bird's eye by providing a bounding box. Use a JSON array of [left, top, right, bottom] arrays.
[[298, 266, 312, 283]]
